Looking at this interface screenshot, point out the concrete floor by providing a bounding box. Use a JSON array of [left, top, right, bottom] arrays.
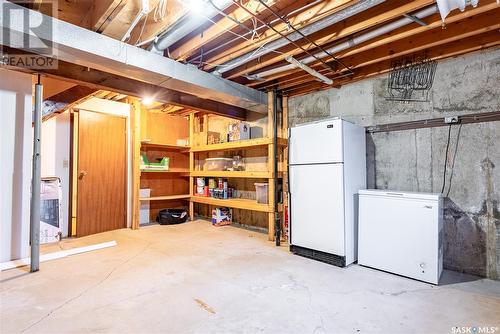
[[1, 220, 499, 334]]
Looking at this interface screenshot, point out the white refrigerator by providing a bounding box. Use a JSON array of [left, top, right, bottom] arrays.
[[289, 118, 366, 267], [358, 190, 443, 284]]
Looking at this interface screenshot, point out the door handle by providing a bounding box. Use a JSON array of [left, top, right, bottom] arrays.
[[79, 171, 87, 180]]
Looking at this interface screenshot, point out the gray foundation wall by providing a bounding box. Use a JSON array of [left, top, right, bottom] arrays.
[[288, 47, 500, 279]]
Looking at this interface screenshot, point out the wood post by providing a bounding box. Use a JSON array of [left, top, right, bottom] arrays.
[[267, 91, 276, 241], [130, 98, 141, 230], [189, 113, 195, 220]]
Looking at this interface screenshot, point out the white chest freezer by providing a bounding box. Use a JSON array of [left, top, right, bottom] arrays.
[[358, 190, 443, 284]]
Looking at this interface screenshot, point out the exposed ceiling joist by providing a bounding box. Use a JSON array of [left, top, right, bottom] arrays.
[[223, 0, 437, 79], [91, 0, 128, 33], [251, 1, 500, 89], [0, 0, 267, 113], [201, 0, 360, 72], [274, 12, 499, 91], [284, 31, 500, 96], [42, 85, 98, 120], [171, 0, 278, 61]]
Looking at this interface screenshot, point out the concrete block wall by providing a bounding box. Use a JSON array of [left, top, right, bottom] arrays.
[[288, 47, 500, 279]]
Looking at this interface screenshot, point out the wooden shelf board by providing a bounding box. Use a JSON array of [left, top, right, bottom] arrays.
[[141, 168, 189, 175], [141, 141, 190, 151], [190, 171, 271, 178], [139, 195, 190, 201], [190, 196, 272, 212], [190, 138, 287, 152]]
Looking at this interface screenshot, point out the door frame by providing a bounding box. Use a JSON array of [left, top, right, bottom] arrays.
[[69, 99, 132, 237]]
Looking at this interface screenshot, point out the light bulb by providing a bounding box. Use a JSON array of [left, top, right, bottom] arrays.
[[142, 96, 154, 106], [184, 0, 205, 15]]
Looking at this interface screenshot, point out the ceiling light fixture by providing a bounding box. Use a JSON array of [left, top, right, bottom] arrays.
[[285, 56, 333, 85], [184, 0, 206, 15], [142, 96, 154, 106]]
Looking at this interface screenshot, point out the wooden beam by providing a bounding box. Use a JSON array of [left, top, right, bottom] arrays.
[[267, 91, 275, 241], [201, 0, 357, 70], [283, 32, 500, 96], [222, 0, 436, 79], [250, 0, 499, 88], [130, 98, 141, 229], [42, 85, 98, 121], [91, 0, 126, 32], [2, 48, 249, 120]]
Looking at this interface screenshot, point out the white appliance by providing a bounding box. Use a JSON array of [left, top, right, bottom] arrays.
[[358, 190, 443, 284], [139, 188, 151, 225], [289, 118, 366, 267]]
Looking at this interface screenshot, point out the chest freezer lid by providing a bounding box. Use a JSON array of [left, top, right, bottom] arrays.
[[359, 189, 441, 201]]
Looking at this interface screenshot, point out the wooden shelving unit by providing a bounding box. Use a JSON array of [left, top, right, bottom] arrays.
[[188, 91, 286, 241], [141, 141, 189, 151], [132, 92, 288, 241], [132, 107, 191, 225], [190, 196, 272, 212], [140, 194, 191, 201], [190, 170, 272, 178], [190, 137, 287, 152]]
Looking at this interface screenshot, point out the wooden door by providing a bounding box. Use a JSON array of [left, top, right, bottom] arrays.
[[77, 110, 127, 236]]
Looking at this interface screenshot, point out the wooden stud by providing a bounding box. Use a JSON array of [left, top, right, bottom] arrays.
[[267, 91, 276, 241], [70, 110, 79, 237], [189, 113, 195, 220], [282, 96, 289, 242], [130, 98, 142, 230]]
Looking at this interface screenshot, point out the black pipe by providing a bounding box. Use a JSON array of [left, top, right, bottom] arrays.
[[273, 89, 281, 246]]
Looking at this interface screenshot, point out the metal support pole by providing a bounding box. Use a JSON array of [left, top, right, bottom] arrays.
[[30, 75, 42, 272], [273, 89, 281, 246]]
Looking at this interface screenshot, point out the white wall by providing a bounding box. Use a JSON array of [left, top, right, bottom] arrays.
[[41, 111, 71, 237], [0, 69, 33, 262]]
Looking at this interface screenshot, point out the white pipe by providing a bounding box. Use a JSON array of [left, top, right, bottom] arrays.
[[151, 0, 233, 53], [0, 241, 118, 271], [254, 5, 439, 78]]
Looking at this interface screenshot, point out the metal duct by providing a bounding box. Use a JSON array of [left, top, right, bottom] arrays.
[[0, 0, 267, 113], [151, 0, 233, 53], [213, 0, 386, 75], [254, 5, 439, 78]]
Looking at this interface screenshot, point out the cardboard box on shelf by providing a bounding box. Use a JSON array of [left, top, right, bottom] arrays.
[[228, 122, 250, 142], [212, 207, 232, 226]]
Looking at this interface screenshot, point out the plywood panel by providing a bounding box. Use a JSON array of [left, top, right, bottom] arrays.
[[143, 113, 189, 145]]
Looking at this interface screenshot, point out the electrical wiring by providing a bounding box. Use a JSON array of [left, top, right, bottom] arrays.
[[229, 0, 339, 77], [154, 0, 168, 22], [446, 123, 463, 197], [134, 13, 149, 45], [192, 39, 278, 68], [188, 0, 324, 64], [187, 8, 286, 69], [440, 124, 453, 194], [208, 0, 256, 37]]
